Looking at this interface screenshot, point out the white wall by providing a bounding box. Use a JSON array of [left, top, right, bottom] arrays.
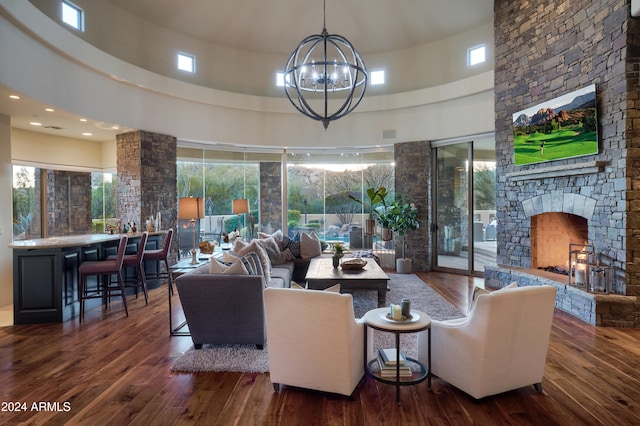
[[12, 128, 108, 171], [0, 113, 13, 307], [0, 1, 495, 154], [26, 1, 494, 97]]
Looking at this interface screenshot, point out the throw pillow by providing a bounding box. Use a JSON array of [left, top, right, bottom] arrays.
[[258, 229, 284, 243], [234, 240, 272, 281], [281, 248, 295, 261], [246, 251, 264, 277], [222, 251, 239, 262], [300, 231, 322, 259], [281, 234, 301, 258], [221, 251, 256, 275], [257, 237, 287, 265], [209, 258, 249, 275]]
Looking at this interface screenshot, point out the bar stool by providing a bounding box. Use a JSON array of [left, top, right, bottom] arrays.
[[144, 228, 174, 293], [78, 235, 129, 323], [108, 231, 149, 305]]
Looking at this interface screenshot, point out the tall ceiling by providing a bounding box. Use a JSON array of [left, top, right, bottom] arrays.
[[1, 0, 493, 144], [107, 0, 493, 55]]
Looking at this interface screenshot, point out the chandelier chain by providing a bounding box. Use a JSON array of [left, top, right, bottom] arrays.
[[323, 0, 326, 30]]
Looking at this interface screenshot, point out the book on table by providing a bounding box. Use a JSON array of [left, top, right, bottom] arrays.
[[378, 348, 408, 365], [377, 349, 412, 377]]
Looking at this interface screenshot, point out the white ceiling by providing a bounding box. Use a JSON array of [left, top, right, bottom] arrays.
[[0, 0, 493, 144], [107, 0, 493, 55]]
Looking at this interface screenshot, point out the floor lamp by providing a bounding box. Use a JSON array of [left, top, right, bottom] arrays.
[[232, 198, 249, 239], [178, 197, 204, 264]]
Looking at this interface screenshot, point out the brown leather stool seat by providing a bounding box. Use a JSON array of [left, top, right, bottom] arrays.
[[78, 235, 129, 322]]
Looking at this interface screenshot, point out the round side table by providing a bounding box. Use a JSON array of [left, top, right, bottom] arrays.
[[363, 307, 431, 405]]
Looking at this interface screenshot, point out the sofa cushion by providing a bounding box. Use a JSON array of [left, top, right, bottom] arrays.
[[209, 257, 250, 275], [257, 237, 288, 265], [300, 231, 322, 259], [234, 240, 272, 281], [266, 264, 293, 288], [190, 263, 211, 274], [222, 251, 259, 275], [246, 252, 264, 276]]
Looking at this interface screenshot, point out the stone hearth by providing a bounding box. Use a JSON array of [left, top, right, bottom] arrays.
[[485, 266, 637, 328]]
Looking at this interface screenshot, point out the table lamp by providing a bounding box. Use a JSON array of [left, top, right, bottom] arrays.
[[178, 196, 204, 264], [232, 198, 250, 239]]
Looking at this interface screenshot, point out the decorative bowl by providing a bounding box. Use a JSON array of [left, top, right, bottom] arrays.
[[340, 258, 367, 270]]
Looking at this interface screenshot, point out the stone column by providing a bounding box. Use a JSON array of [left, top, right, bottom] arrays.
[[259, 162, 282, 233], [394, 141, 431, 272], [116, 130, 177, 258]]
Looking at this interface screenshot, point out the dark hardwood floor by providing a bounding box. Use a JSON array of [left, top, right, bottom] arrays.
[[0, 271, 639, 425]]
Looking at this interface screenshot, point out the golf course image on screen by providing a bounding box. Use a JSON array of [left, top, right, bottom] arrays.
[[513, 84, 598, 166]]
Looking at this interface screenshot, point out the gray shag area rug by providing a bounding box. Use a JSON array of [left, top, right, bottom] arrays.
[[171, 273, 464, 373]]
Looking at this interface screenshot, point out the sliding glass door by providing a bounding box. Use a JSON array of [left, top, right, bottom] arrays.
[[433, 135, 496, 274]]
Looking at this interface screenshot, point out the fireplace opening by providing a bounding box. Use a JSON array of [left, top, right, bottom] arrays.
[[531, 213, 588, 274]]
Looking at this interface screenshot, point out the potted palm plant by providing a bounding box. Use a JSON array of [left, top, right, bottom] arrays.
[[349, 186, 388, 236], [387, 198, 420, 273]]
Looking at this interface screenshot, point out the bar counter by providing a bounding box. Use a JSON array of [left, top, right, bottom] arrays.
[[11, 232, 167, 324]]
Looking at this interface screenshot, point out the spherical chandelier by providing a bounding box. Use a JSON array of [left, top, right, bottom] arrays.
[[283, 1, 368, 130]]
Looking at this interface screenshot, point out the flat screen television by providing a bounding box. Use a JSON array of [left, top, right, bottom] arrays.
[[512, 84, 598, 166]]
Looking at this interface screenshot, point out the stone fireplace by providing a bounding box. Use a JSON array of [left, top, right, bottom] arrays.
[[490, 0, 639, 328], [531, 212, 587, 272]]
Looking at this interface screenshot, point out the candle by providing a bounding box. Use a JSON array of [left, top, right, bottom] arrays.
[[575, 266, 585, 285], [392, 304, 402, 320], [401, 299, 411, 317]]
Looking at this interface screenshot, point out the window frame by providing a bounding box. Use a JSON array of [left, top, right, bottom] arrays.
[[370, 70, 385, 86], [177, 52, 196, 73], [61, 0, 84, 32], [467, 44, 486, 67]]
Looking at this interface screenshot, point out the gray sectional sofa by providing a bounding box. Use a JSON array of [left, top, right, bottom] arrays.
[[175, 259, 300, 349]]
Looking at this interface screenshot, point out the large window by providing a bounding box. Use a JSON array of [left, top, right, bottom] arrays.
[[12, 166, 38, 240], [286, 149, 394, 248], [177, 148, 263, 246], [12, 165, 117, 240], [432, 134, 496, 274], [176, 146, 395, 251], [91, 171, 117, 233]]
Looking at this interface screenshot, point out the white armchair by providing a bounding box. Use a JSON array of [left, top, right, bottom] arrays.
[[264, 287, 365, 397], [417, 284, 557, 399]]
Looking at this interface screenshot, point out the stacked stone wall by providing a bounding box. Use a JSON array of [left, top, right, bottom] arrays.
[[495, 0, 629, 294], [117, 130, 177, 261], [259, 162, 282, 232], [394, 141, 431, 272]]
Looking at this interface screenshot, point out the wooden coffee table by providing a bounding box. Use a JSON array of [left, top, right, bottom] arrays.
[[305, 257, 390, 304]]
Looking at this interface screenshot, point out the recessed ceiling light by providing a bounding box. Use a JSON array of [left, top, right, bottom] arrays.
[[82, 132, 93, 136], [30, 122, 42, 126], [112, 125, 120, 130], [45, 108, 54, 112], [9, 95, 20, 100], [80, 118, 87, 122]]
